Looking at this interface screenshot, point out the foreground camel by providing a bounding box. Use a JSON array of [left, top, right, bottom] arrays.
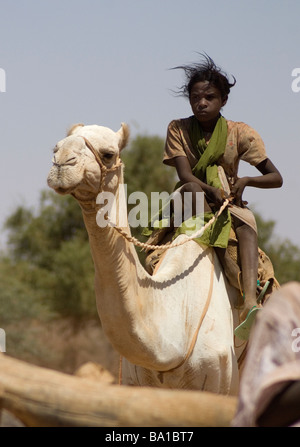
[[47, 122, 245, 395]]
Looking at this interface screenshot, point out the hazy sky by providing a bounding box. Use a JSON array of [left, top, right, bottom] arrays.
[[0, 0, 299, 247]]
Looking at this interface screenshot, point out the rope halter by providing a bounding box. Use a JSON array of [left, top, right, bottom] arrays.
[[80, 135, 123, 192]]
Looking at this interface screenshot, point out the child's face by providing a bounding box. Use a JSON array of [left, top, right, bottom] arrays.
[[189, 81, 227, 126]]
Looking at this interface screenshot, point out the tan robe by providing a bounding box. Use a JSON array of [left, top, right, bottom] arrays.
[[163, 117, 268, 232]]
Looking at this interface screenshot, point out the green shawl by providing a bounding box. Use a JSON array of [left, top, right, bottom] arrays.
[[175, 115, 231, 248], [143, 115, 231, 248]]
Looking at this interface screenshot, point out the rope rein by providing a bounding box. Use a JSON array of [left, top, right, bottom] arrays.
[[105, 199, 229, 251], [82, 136, 230, 251]]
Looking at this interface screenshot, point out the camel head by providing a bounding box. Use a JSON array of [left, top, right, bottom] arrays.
[[47, 123, 129, 198]]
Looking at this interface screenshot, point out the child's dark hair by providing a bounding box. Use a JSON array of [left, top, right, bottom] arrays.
[[172, 53, 236, 99]]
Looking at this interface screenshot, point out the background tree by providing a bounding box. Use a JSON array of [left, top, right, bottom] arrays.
[[3, 191, 95, 321], [122, 134, 176, 197], [254, 212, 300, 284]]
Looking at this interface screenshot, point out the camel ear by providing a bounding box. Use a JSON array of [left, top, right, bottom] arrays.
[[67, 123, 84, 136], [117, 123, 130, 151]]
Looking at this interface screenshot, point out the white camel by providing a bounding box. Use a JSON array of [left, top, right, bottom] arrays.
[[47, 122, 245, 395]]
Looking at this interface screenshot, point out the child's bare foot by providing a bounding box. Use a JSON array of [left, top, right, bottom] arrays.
[[240, 298, 257, 321], [235, 295, 262, 340]]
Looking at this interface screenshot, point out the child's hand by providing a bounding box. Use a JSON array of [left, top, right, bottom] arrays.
[[231, 177, 249, 207], [205, 185, 225, 208]]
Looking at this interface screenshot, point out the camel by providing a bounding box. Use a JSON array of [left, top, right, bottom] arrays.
[[47, 122, 245, 395]]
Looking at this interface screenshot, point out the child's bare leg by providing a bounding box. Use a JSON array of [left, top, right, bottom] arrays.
[[235, 219, 259, 320], [215, 247, 241, 290]]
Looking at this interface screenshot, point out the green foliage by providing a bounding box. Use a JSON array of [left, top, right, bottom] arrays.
[[49, 237, 95, 318], [5, 190, 87, 267], [0, 257, 49, 325], [255, 213, 276, 251], [266, 239, 300, 284], [122, 134, 176, 197], [2, 190, 96, 321], [255, 213, 300, 284]]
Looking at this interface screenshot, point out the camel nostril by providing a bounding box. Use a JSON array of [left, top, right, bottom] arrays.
[[52, 155, 59, 166], [52, 156, 77, 167]]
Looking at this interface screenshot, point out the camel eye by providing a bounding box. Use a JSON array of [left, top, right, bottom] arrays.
[[103, 152, 114, 160]]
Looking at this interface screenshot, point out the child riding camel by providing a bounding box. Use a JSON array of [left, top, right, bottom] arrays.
[[146, 54, 283, 340]]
